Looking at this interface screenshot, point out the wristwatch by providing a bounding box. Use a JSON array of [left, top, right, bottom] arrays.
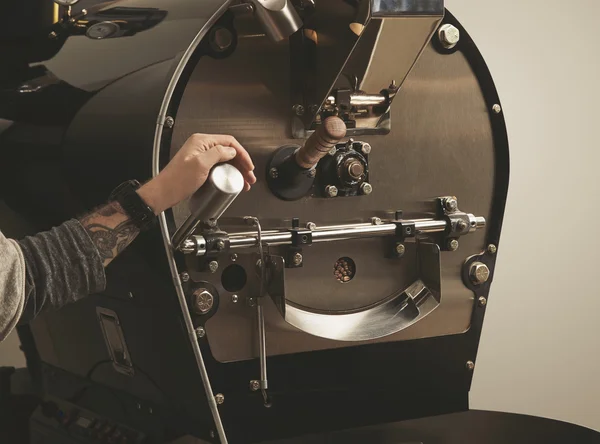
[[109, 180, 156, 231]]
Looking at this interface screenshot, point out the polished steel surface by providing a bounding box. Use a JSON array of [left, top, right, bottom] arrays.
[[172, 163, 244, 250], [247, 0, 302, 42], [171, 12, 495, 362], [371, 0, 445, 16]]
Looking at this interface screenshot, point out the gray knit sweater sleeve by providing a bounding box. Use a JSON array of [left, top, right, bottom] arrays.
[[0, 231, 26, 342], [0, 220, 106, 341]]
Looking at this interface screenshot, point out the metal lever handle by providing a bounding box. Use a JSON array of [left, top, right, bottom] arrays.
[[172, 163, 244, 251]]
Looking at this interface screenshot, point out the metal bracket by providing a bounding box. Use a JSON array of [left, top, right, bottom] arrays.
[[96, 308, 134, 377]]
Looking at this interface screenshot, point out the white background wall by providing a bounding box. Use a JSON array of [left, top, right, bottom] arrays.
[[445, 0, 600, 432], [2, 0, 600, 433]]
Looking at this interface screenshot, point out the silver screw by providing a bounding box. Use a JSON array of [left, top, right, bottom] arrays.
[[250, 380, 260, 391], [306, 222, 317, 230], [457, 220, 468, 232], [164, 116, 174, 128], [396, 244, 406, 256], [439, 24, 460, 49], [445, 197, 458, 212], [196, 326, 206, 338], [231, 294, 239, 303], [448, 239, 459, 251], [214, 393, 225, 405], [478, 296, 487, 307], [469, 262, 490, 285], [269, 168, 279, 179], [215, 239, 226, 251], [208, 261, 219, 273], [492, 104, 502, 114], [487, 244, 497, 255], [247, 297, 256, 307], [325, 185, 338, 198], [361, 143, 372, 155], [360, 182, 373, 195], [293, 104, 305, 116], [180, 272, 190, 283], [193, 289, 214, 314], [371, 217, 383, 225], [307, 168, 316, 178], [466, 361, 475, 371], [231, 254, 238, 261], [292, 252, 303, 266]]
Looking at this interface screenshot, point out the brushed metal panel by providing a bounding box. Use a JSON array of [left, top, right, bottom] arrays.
[[171, 18, 494, 362]]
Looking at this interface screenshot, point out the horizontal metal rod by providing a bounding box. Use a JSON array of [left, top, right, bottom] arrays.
[[222, 216, 485, 251]]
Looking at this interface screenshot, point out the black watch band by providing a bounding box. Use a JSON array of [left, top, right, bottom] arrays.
[[108, 180, 156, 231]]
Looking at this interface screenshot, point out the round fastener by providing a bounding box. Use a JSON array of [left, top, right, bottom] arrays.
[[230, 254, 238, 262], [215, 239, 226, 251], [308, 168, 316, 178], [292, 252, 303, 266], [164, 116, 174, 128], [466, 361, 475, 371], [214, 393, 225, 405], [231, 294, 239, 303], [250, 380, 260, 391], [247, 297, 256, 307], [439, 24, 460, 49], [180, 272, 190, 283], [469, 262, 490, 285], [306, 222, 316, 230], [329, 147, 338, 156], [269, 168, 279, 179], [361, 143, 372, 155], [492, 104, 502, 114], [447, 239, 459, 251], [457, 220, 468, 231], [48, 31, 58, 40], [371, 217, 383, 225], [211, 27, 233, 51], [325, 185, 338, 198], [193, 289, 214, 314], [445, 197, 458, 212], [293, 104, 305, 116], [395, 244, 406, 256], [360, 182, 373, 195], [208, 261, 219, 273], [478, 296, 487, 307], [487, 244, 497, 255], [196, 326, 206, 338]]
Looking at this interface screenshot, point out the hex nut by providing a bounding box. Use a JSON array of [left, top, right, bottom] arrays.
[[193, 289, 214, 314], [470, 262, 490, 285], [439, 24, 460, 49], [447, 239, 459, 251]]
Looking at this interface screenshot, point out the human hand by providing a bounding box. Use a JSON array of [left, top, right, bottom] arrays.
[[137, 134, 256, 214]]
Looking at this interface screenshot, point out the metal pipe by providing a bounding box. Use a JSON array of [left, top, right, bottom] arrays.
[[326, 93, 388, 108]]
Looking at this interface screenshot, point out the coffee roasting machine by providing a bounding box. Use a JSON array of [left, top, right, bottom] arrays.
[[0, 0, 510, 443]]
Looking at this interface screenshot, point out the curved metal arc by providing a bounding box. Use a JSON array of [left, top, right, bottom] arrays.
[[151, 1, 233, 443]]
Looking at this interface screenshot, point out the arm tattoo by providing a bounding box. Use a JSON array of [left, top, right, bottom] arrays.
[[79, 202, 140, 267]]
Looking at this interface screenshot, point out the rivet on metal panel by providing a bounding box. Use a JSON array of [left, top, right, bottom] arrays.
[[466, 361, 475, 371], [478, 296, 487, 307], [492, 104, 502, 114], [487, 244, 497, 254], [195, 327, 206, 338]]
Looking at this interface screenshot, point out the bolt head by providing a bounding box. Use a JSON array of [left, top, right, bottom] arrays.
[[230, 254, 238, 261], [371, 217, 382, 225], [439, 24, 460, 49], [247, 297, 256, 307], [457, 219, 468, 231], [307, 168, 316, 178], [306, 222, 316, 230], [470, 262, 490, 285], [208, 261, 219, 273], [478, 296, 487, 307], [448, 239, 459, 251], [193, 289, 214, 314], [445, 197, 458, 212], [164, 116, 174, 128], [180, 272, 190, 283], [487, 244, 497, 255], [325, 185, 338, 198], [361, 143, 372, 155], [249, 380, 260, 391], [360, 182, 373, 195], [293, 104, 305, 116], [215, 239, 225, 251], [196, 326, 206, 338], [492, 104, 502, 114], [231, 294, 239, 303], [292, 252, 303, 266], [48, 31, 58, 40], [395, 244, 406, 256], [269, 168, 279, 179], [466, 360, 475, 371], [214, 393, 225, 405]]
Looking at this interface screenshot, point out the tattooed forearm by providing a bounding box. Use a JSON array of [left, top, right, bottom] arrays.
[[79, 202, 140, 267]]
